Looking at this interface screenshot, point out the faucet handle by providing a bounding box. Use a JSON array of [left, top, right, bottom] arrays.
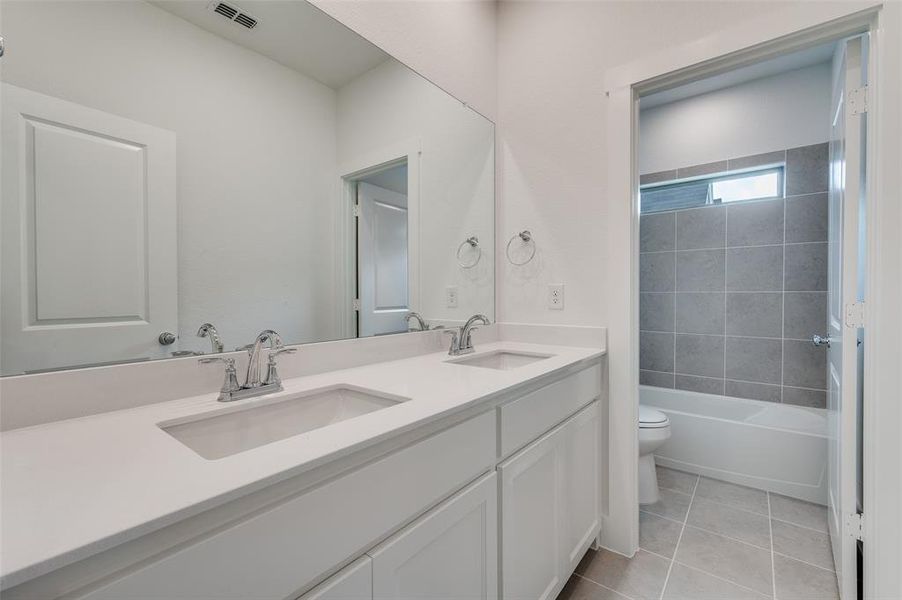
[[271, 347, 297, 357], [199, 357, 241, 400], [263, 347, 295, 386], [443, 328, 461, 355]]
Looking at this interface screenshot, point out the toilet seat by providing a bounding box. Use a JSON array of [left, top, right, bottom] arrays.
[[639, 405, 669, 429]]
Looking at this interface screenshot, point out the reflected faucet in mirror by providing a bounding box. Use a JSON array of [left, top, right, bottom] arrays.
[[444, 314, 491, 356], [406, 312, 429, 331], [196, 323, 224, 354], [200, 330, 297, 402]]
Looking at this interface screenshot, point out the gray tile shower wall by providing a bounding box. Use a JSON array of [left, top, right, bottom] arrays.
[[639, 143, 829, 408]]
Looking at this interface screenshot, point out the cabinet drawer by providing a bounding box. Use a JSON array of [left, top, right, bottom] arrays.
[[298, 557, 372, 600], [499, 364, 600, 458], [76, 412, 495, 600]]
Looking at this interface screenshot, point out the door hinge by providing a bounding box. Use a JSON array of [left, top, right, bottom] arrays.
[[353, 298, 361, 311], [352, 204, 360, 218], [849, 85, 868, 115], [846, 512, 864, 542], [845, 301, 866, 328]]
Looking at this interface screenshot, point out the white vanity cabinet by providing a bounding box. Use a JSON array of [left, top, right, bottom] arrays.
[[370, 473, 497, 600], [499, 401, 600, 600]]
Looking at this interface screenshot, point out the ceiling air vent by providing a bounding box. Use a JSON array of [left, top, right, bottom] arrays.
[[209, 1, 258, 29]]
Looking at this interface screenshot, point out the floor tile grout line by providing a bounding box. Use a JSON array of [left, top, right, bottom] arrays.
[[657, 475, 699, 600], [769, 515, 830, 535], [771, 550, 837, 574], [668, 558, 774, 599], [573, 572, 638, 600], [678, 521, 774, 554], [768, 492, 778, 600]]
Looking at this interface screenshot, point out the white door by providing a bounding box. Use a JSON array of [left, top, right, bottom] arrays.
[[370, 473, 497, 600], [1, 84, 178, 375], [559, 402, 600, 574], [356, 182, 409, 337], [299, 557, 372, 600], [500, 427, 562, 600], [827, 36, 866, 600]]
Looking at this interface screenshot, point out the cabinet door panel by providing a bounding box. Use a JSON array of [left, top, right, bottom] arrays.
[[371, 473, 497, 600], [300, 557, 372, 600], [499, 429, 561, 600], [560, 402, 600, 572]]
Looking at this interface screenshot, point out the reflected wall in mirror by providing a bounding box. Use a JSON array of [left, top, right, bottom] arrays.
[[0, 0, 494, 375]]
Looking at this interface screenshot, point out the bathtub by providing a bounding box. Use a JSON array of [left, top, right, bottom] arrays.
[[641, 385, 828, 505]]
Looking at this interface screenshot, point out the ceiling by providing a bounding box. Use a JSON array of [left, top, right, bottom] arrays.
[[150, 0, 390, 89], [360, 164, 408, 196], [641, 41, 837, 109]]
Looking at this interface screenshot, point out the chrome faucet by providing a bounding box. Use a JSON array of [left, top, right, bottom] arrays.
[[196, 323, 224, 354], [200, 329, 296, 402], [444, 314, 490, 356], [407, 311, 429, 331]]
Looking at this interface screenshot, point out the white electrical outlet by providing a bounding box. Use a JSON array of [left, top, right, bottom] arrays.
[[446, 286, 459, 308], [548, 284, 564, 310]]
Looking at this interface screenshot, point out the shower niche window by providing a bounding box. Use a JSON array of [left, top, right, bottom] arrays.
[[640, 166, 784, 213]]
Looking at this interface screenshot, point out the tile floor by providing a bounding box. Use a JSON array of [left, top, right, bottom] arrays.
[[559, 467, 839, 600]]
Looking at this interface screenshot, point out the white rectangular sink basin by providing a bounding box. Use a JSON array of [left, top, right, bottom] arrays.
[[160, 385, 407, 459], [447, 350, 554, 370]]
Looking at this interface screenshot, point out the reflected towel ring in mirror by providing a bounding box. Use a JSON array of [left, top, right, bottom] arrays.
[[506, 230, 536, 266], [457, 236, 481, 269]]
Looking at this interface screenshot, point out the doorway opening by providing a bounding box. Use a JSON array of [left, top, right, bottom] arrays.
[[631, 36, 867, 600]]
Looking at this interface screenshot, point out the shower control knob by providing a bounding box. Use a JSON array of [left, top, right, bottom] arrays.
[[811, 334, 831, 348], [158, 331, 177, 345]]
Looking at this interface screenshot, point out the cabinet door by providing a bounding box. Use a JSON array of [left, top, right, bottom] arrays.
[[559, 402, 600, 573], [370, 473, 497, 600], [300, 557, 372, 600], [499, 428, 562, 600]]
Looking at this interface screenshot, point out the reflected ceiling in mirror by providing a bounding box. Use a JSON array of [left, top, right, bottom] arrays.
[[0, 0, 494, 376]]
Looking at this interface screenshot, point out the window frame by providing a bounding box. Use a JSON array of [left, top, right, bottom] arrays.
[[639, 164, 785, 214]]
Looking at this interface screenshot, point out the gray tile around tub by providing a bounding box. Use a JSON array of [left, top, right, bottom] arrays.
[[640, 170, 678, 186], [687, 496, 772, 549], [677, 206, 726, 250], [695, 477, 769, 515], [725, 337, 782, 385], [641, 252, 675, 292], [641, 292, 674, 332], [726, 292, 782, 338], [640, 370, 675, 388], [783, 340, 827, 390], [642, 487, 692, 522], [785, 242, 828, 291], [726, 380, 782, 403], [772, 520, 835, 571], [676, 374, 725, 395], [675, 334, 724, 379], [678, 160, 729, 179], [663, 563, 769, 600], [728, 149, 786, 171], [675, 527, 774, 596], [639, 511, 683, 558], [675, 292, 724, 335], [576, 549, 670, 600], [726, 246, 783, 291], [784, 292, 828, 340], [640, 331, 675, 373], [786, 193, 828, 243], [727, 198, 784, 247], [641, 212, 676, 252], [657, 466, 698, 495], [783, 387, 827, 409], [770, 493, 828, 533], [676, 250, 725, 292], [774, 554, 839, 600], [786, 143, 829, 195]]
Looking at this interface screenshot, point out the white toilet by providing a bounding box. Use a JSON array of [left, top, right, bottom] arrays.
[[638, 405, 671, 505]]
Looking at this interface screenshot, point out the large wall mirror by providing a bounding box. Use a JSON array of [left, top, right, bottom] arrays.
[[0, 0, 494, 376]]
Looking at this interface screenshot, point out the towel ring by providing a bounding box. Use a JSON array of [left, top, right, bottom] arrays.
[[457, 236, 481, 269], [506, 230, 536, 266]]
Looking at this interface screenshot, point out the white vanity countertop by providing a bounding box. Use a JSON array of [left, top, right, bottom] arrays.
[[0, 341, 604, 589]]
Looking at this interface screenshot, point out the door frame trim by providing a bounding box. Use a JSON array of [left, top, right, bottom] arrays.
[[335, 139, 421, 339], [603, 5, 902, 598]]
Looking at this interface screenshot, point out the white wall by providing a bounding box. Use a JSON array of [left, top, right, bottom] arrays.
[[1, 0, 340, 353], [336, 60, 495, 323], [639, 62, 832, 174], [310, 0, 498, 121]]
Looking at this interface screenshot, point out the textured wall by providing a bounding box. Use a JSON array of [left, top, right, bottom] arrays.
[[639, 144, 830, 407]]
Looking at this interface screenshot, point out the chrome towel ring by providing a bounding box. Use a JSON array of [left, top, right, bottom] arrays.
[[457, 236, 481, 269], [506, 230, 536, 266]]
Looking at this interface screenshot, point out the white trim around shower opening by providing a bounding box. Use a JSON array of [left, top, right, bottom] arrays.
[[601, 4, 902, 599]]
